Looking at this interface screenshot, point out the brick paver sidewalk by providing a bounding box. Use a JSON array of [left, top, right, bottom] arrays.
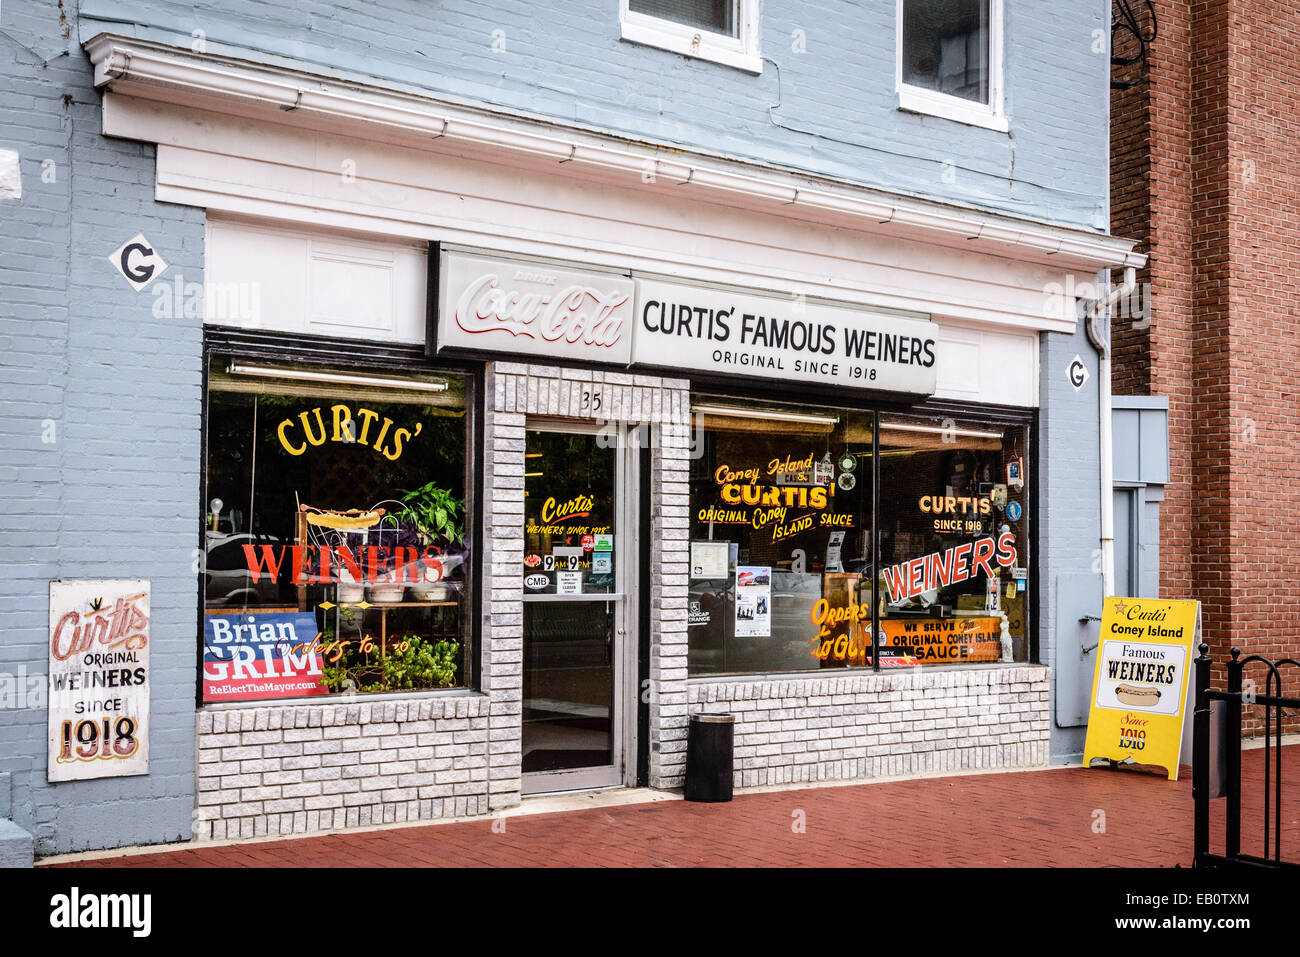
[[50, 746, 1298, 867]]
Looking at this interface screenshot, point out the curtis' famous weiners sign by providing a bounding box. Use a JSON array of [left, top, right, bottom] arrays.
[[633, 278, 938, 395], [47, 579, 150, 782], [431, 250, 939, 395]]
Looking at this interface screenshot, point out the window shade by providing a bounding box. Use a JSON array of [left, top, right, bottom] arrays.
[[630, 0, 736, 36]]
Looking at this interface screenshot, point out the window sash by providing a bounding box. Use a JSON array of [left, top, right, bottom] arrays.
[[896, 0, 1005, 131], [620, 0, 761, 73]]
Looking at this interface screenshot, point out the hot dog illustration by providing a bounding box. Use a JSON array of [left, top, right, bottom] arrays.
[[1115, 684, 1161, 707]]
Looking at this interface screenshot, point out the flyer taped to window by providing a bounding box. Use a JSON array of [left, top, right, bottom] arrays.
[[734, 565, 771, 637]]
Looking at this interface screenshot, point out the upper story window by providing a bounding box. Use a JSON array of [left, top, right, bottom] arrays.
[[621, 0, 761, 74], [897, 0, 1007, 132]]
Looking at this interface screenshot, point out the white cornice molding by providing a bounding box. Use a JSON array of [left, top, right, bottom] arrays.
[[84, 33, 1146, 272]]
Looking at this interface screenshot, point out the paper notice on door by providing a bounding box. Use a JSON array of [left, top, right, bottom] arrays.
[[734, 565, 771, 637], [691, 541, 729, 579], [825, 530, 846, 573], [557, 571, 582, 595]]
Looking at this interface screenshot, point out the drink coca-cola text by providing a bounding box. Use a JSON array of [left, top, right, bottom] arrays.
[[454, 272, 628, 348]]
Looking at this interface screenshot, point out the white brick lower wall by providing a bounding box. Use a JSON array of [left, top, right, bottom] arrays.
[[195, 695, 490, 841], [686, 665, 1051, 789]]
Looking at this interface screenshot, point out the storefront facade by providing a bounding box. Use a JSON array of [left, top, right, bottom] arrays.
[[1, 2, 1146, 856], [171, 174, 1132, 839], [191, 259, 1053, 835]]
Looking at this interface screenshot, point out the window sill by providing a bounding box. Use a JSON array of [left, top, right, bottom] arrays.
[[620, 19, 762, 74], [897, 86, 1009, 133], [689, 660, 1046, 684], [199, 686, 483, 712]]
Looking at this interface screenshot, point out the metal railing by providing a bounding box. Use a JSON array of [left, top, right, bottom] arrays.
[[1193, 645, 1299, 869]]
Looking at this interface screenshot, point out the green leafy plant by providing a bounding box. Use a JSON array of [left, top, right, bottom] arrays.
[[396, 481, 464, 546], [379, 637, 460, 690], [319, 661, 351, 693], [318, 637, 460, 693]]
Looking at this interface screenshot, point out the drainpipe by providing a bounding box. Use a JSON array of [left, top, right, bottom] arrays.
[[1085, 266, 1138, 597]]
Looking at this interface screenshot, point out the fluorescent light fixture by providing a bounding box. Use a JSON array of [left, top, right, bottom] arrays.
[[226, 363, 448, 392], [692, 404, 840, 426], [881, 423, 1004, 440]]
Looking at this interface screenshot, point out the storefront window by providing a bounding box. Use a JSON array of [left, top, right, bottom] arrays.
[[688, 400, 875, 675], [687, 401, 1032, 676], [200, 357, 472, 702], [877, 414, 1029, 666]]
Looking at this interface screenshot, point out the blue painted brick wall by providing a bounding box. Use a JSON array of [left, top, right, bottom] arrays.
[[1039, 314, 1104, 761], [1, 0, 202, 855], [79, 0, 1112, 229]]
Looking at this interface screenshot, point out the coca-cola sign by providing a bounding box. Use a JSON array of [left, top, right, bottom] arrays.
[[434, 249, 634, 364]]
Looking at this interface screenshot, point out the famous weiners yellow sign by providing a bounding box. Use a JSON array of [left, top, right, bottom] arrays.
[[1083, 597, 1201, 781]]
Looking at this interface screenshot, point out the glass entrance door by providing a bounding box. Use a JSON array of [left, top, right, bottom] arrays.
[[521, 424, 635, 793]]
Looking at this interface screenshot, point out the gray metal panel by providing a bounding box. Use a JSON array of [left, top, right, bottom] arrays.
[[1139, 408, 1170, 484], [1054, 572, 1104, 728], [1112, 407, 1141, 484], [1113, 489, 1135, 595], [1208, 700, 1228, 799], [1139, 496, 1162, 598], [1112, 396, 1169, 410]]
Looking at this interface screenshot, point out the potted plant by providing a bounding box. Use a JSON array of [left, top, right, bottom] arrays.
[[362, 515, 422, 603], [398, 481, 465, 601]]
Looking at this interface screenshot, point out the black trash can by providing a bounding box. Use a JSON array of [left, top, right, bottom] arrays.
[[685, 712, 734, 802]]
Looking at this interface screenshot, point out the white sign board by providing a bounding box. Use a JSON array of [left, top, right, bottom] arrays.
[[1068, 354, 1090, 391], [633, 278, 938, 395], [107, 233, 167, 292], [48, 579, 151, 781], [435, 250, 634, 365]]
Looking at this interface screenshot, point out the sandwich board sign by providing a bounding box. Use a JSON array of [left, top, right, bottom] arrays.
[[1083, 597, 1200, 780]]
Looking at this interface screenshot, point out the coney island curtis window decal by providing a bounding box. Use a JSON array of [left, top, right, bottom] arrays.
[[433, 248, 635, 365]]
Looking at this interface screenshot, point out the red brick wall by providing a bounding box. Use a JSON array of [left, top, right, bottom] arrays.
[[1225, 0, 1300, 724], [1111, 0, 1300, 729], [1110, 0, 1196, 604]]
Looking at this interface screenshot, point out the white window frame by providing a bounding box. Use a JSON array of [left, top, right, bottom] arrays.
[[896, 0, 1007, 133], [619, 0, 762, 74]]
